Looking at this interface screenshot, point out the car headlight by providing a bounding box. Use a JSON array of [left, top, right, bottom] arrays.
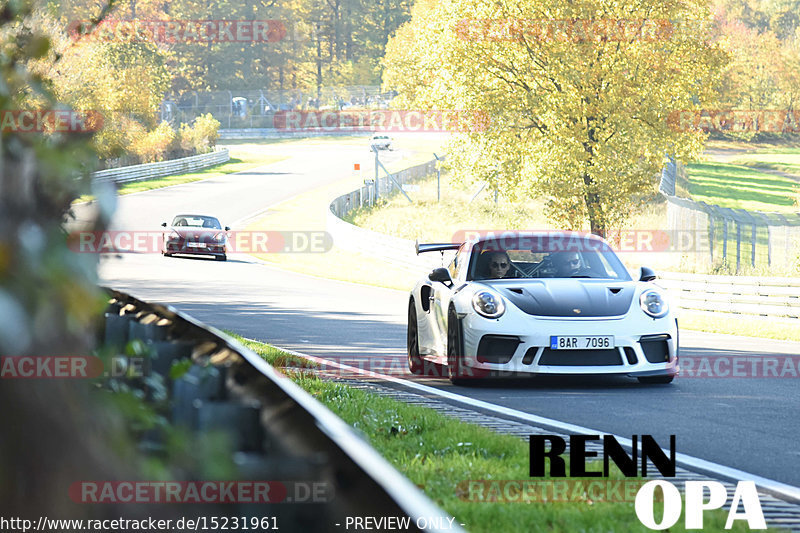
[[214, 233, 226, 243], [472, 290, 505, 319], [640, 290, 669, 318], [168, 230, 181, 241]]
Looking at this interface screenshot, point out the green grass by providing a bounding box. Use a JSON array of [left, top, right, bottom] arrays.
[[730, 148, 800, 177], [238, 336, 766, 533], [117, 148, 288, 195], [685, 161, 800, 213], [680, 311, 800, 342], [345, 172, 556, 243], [243, 135, 445, 291], [225, 331, 318, 368], [73, 144, 289, 203]]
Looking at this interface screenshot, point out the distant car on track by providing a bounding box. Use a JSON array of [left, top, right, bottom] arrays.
[[369, 134, 393, 151], [407, 231, 678, 385], [161, 214, 230, 261]]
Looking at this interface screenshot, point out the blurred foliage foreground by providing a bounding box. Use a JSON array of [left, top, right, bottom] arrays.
[[0, 1, 223, 522]]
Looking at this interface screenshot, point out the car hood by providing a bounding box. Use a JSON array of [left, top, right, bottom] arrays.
[[480, 279, 637, 318], [169, 228, 225, 240]]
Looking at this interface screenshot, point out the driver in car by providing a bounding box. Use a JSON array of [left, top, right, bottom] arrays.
[[485, 251, 512, 279], [552, 251, 583, 277]]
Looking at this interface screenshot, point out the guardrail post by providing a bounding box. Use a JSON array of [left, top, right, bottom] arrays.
[[775, 213, 790, 268], [699, 202, 715, 263], [722, 217, 728, 262]]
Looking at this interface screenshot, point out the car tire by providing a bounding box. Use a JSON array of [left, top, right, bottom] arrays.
[[163, 252, 172, 257], [447, 307, 471, 386], [637, 375, 674, 384], [407, 300, 424, 375], [216, 255, 227, 261]]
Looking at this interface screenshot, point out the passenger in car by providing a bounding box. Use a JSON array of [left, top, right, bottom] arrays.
[[481, 251, 513, 279]]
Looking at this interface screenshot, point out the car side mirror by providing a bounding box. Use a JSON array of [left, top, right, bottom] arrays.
[[224, 226, 230, 231], [161, 222, 167, 227], [639, 266, 657, 282], [428, 267, 452, 285]]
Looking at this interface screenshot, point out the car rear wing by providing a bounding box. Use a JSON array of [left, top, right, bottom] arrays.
[[415, 241, 461, 255]]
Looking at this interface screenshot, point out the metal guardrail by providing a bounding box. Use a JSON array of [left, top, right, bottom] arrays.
[[104, 288, 460, 532], [328, 158, 446, 273], [219, 129, 370, 140], [93, 149, 230, 185], [330, 159, 440, 217], [327, 168, 800, 320], [658, 272, 800, 319], [660, 157, 800, 270]]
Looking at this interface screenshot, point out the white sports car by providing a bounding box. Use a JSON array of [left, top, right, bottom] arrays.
[[407, 231, 679, 385]]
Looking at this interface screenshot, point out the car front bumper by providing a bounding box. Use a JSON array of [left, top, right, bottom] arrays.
[[165, 241, 227, 256], [458, 312, 679, 378]]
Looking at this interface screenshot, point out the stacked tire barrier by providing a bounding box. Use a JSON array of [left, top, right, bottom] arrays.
[[103, 288, 460, 533]]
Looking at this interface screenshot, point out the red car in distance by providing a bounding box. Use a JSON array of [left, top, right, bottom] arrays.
[[161, 214, 230, 261]]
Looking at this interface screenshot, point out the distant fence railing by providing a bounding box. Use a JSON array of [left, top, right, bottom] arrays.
[[162, 86, 394, 128], [330, 159, 440, 218], [92, 148, 229, 185], [219, 129, 370, 140], [329, 158, 445, 272], [659, 272, 800, 319], [660, 158, 800, 271]]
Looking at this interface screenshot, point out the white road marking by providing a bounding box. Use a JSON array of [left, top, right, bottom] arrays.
[[267, 341, 800, 505]]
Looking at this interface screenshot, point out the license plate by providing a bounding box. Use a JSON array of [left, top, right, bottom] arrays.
[[187, 242, 206, 248], [550, 336, 614, 350]]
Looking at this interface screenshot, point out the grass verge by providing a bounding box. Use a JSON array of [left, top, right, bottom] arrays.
[[730, 148, 800, 180], [685, 161, 799, 213], [243, 136, 445, 291], [74, 144, 290, 203], [238, 336, 764, 533], [225, 331, 318, 368], [679, 311, 800, 342]]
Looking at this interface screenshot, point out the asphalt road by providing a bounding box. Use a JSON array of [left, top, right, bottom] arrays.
[[93, 139, 800, 489]]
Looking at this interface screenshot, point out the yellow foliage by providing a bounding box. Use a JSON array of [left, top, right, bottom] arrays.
[[384, 0, 728, 235]]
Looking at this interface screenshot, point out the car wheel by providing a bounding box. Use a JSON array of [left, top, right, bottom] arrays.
[[447, 307, 471, 385], [163, 252, 172, 257], [216, 255, 227, 261], [407, 300, 424, 375], [637, 375, 674, 384]]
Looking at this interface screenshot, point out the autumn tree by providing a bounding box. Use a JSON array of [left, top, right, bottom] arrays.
[[384, 0, 728, 235], [713, 0, 800, 119]]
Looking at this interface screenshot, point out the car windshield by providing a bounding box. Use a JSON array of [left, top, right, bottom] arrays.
[[171, 216, 221, 229], [469, 235, 631, 281]]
